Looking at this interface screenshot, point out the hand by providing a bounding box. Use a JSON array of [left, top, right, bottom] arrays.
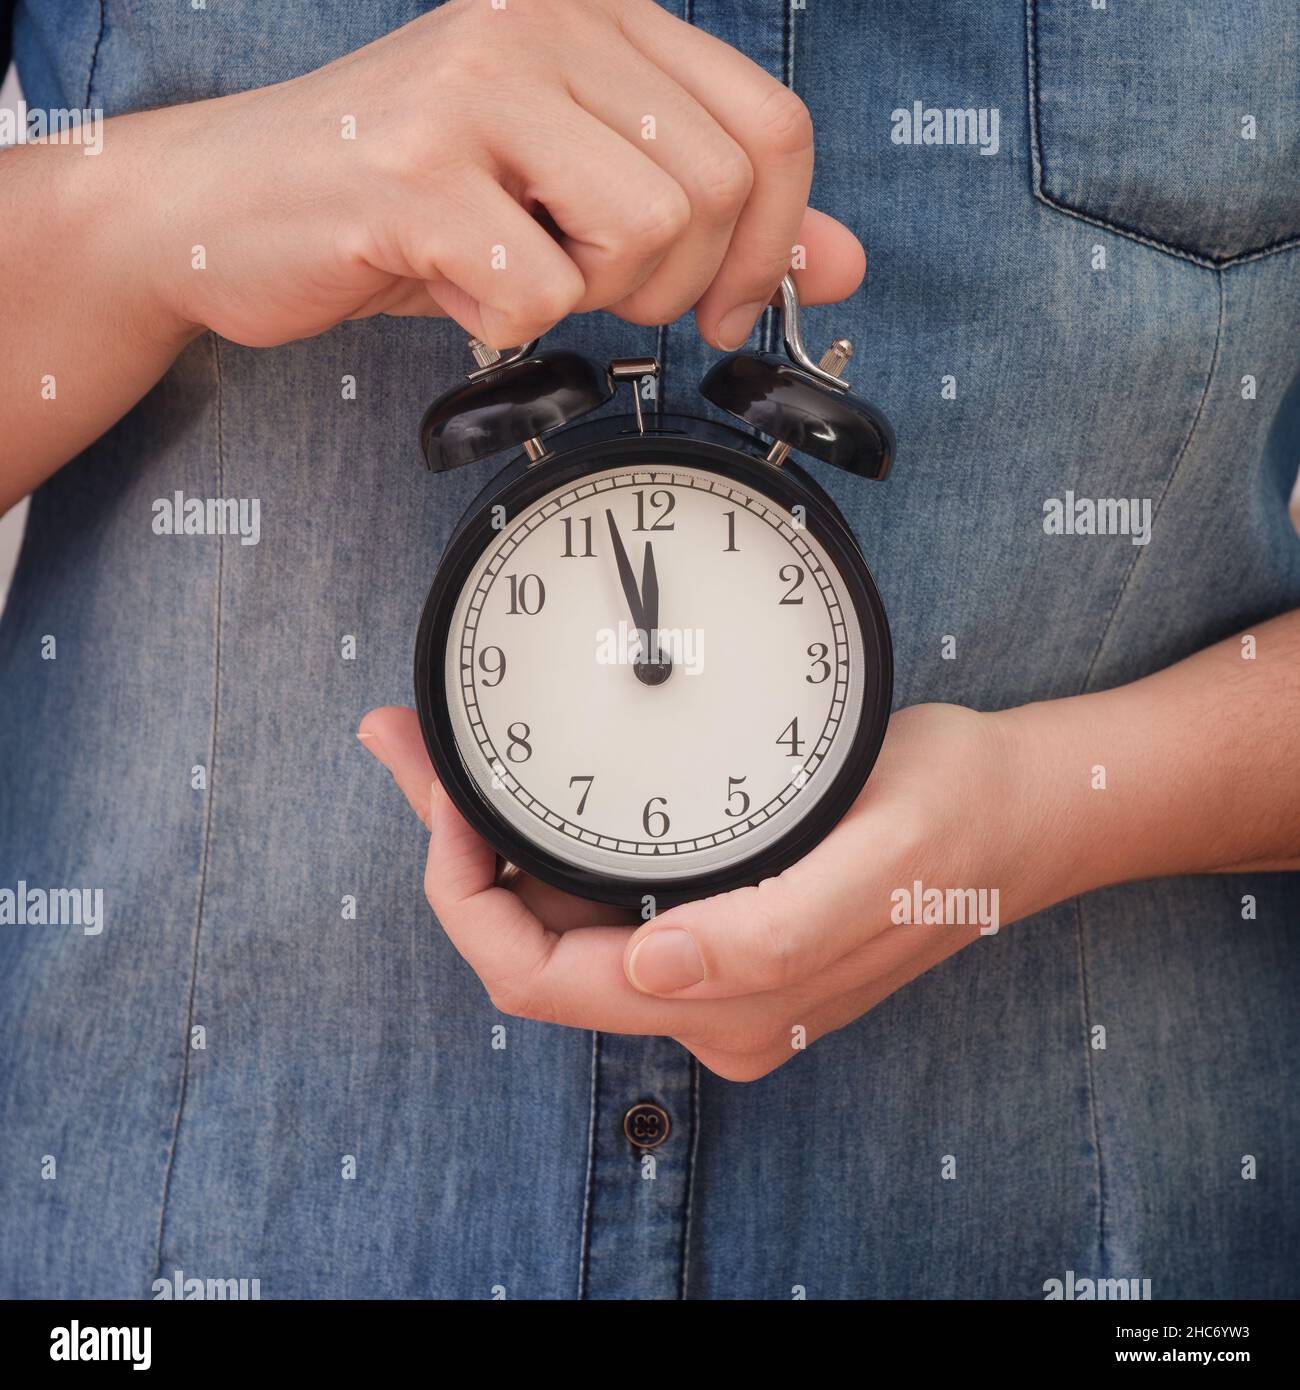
[[143, 0, 865, 351], [357, 701, 1043, 1081]]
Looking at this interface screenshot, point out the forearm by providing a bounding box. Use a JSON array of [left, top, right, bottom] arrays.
[[0, 114, 200, 510], [999, 609, 1300, 913]]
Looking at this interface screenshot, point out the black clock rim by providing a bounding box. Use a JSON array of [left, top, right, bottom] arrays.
[[414, 420, 893, 911]]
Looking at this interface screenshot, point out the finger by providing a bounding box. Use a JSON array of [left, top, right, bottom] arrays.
[[622, 7, 818, 347], [358, 705, 437, 828], [492, 95, 691, 314], [565, 57, 753, 323], [681, 920, 972, 1081], [422, 782, 798, 1038], [622, 799, 901, 1000], [386, 173, 585, 347]]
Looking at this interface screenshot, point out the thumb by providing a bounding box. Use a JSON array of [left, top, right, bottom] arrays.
[[622, 865, 870, 1000], [357, 705, 437, 829]]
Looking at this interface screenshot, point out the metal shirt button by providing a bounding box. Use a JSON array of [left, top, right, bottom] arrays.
[[623, 1102, 670, 1149]]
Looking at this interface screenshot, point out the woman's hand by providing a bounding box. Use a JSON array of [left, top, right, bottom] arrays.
[[358, 702, 1034, 1081], [149, 0, 864, 351], [2, 0, 865, 494], [359, 611, 1300, 1080]]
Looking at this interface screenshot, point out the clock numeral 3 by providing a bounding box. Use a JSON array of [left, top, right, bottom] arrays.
[[778, 563, 805, 605], [642, 796, 670, 838], [505, 573, 546, 615], [505, 722, 532, 763], [805, 642, 830, 684]]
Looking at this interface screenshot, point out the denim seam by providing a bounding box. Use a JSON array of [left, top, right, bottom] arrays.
[[1073, 895, 1107, 1267], [152, 332, 226, 1283], [1079, 271, 1225, 693], [1025, 1, 1300, 271], [576, 1029, 600, 1299], [677, 1055, 701, 1299], [84, 1, 105, 108]]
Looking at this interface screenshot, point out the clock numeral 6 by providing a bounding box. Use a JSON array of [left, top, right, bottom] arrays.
[[478, 645, 507, 687], [505, 573, 546, 615], [505, 722, 532, 763], [778, 563, 805, 604], [805, 642, 830, 684], [725, 775, 750, 818], [642, 796, 670, 838]]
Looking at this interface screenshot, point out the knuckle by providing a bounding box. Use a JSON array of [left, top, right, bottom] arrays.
[[621, 186, 691, 253], [746, 882, 798, 989], [752, 84, 815, 159], [690, 147, 754, 222]]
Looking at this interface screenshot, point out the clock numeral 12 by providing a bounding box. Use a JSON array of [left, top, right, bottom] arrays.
[[633, 489, 676, 532]]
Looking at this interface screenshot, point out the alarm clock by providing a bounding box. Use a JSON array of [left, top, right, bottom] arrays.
[[414, 276, 895, 910]]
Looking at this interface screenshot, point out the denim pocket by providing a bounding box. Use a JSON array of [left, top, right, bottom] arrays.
[[1026, 0, 1300, 267]]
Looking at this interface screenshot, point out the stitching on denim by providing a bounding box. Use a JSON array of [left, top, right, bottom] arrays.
[[153, 333, 226, 1283], [1074, 896, 1107, 1266], [1025, 1, 1300, 271], [677, 1054, 701, 1300], [1080, 272, 1225, 693], [84, 0, 105, 108], [576, 1029, 600, 1299]]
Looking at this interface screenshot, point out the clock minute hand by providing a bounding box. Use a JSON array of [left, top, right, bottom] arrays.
[[640, 540, 670, 676]]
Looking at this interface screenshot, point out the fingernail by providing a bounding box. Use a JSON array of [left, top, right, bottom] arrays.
[[716, 301, 765, 352], [628, 928, 705, 994], [357, 729, 387, 767]]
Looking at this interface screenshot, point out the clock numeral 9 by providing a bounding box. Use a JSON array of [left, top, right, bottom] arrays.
[[505, 722, 532, 763], [642, 796, 670, 838], [561, 516, 595, 558], [633, 489, 676, 532], [778, 563, 805, 605], [477, 645, 506, 687], [777, 717, 805, 757], [505, 573, 546, 615], [725, 775, 750, 818], [806, 642, 831, 684]]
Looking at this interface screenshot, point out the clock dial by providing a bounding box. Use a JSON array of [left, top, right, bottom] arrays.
[[443, 463, 869, 884]]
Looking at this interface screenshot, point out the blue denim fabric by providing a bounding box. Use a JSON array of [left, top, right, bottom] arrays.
[[2, 0, 1298, 1299]]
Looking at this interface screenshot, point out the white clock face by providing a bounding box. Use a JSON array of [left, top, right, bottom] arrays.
[[443, 462, 869, 884]]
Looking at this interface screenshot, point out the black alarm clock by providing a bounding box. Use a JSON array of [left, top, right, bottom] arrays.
[[414, 276, 895, 910]]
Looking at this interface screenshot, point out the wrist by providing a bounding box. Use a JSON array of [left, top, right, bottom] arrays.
[[74, 111, 206, 352]]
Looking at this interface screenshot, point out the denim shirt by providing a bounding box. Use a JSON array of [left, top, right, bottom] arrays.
[[2, 1, 1298, 1299]]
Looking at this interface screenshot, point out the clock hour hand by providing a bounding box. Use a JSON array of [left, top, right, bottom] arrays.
[[604, 509, 671, 686]]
